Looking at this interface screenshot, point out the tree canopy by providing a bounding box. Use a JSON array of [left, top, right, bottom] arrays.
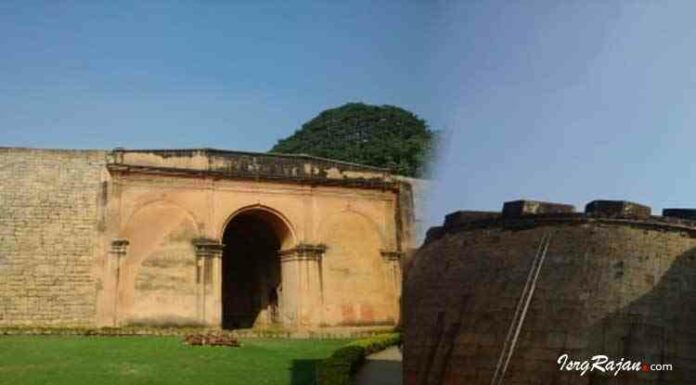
[[270, 103, 435, 177]]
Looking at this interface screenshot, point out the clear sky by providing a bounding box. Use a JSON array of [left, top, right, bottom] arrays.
[[0, 1, 439, 150], [3, 2, 696, 231], [427, 1, 696, 227]]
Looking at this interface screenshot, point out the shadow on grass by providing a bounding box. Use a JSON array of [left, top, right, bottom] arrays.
[[291, 359, 321, 385]]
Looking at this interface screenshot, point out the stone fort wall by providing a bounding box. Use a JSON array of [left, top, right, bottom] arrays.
[[0, 147, 420, 329], [404, 200, 696, 384], [0, 148, 107, 326]]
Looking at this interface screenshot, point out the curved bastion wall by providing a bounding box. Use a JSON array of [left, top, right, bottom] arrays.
[[403, 200, 696, 385]]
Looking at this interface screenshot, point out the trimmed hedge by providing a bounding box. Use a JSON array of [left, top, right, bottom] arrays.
[[316, 332, 401, 385]]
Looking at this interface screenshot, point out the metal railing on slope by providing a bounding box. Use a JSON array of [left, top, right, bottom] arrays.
[[490, 234, 552, 385]]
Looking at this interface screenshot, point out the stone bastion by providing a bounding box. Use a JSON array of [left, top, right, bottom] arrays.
[[403, 200, 696, 385]]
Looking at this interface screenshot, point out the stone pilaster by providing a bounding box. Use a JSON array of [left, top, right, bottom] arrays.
[[193, 238, 223, 327], [381, 249, 403, 318], [109, 239, 129, 326], [279, 244, 326, 328]]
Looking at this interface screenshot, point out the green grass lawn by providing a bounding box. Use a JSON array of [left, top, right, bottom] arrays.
[[0, 336, 348, 385]]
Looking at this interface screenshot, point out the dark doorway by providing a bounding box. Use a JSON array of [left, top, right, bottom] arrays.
[[222, 211, 282, 329]]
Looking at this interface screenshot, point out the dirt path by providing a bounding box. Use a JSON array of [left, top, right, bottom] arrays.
[[354, 346, 402, 385]]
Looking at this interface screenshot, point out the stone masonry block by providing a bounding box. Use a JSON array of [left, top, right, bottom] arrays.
[[443, 211, 499, 228], [502, 200, 575, 218], [585, 200, 651, 218], [662, 208, 696, 220]]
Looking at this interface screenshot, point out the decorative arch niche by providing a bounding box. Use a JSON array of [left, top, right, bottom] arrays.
[[318, 210, 393, 326], [120, 201, 200, 326]]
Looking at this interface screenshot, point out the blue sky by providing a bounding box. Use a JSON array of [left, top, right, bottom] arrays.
[[428, 1, 696, 227], [3, 1, 696, 230], [0, 1, 438, 149]]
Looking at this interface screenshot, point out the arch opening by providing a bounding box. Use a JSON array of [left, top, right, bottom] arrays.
[[221, 209, 290, 329]]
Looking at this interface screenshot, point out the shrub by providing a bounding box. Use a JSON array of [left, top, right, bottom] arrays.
[[316, 333, 401, 385]]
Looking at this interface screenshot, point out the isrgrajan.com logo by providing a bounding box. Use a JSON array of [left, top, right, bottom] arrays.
[[557, 354, 673, 376]]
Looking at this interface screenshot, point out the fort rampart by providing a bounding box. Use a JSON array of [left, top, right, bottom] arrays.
[[1, 147, 418, 330], [0, 148, 106, 325], [404, 200, 696, 384]]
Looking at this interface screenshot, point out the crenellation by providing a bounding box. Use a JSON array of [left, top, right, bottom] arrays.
[[502, 200, 575, 218], [662, 208, 696, 220], [585, 199, 651, 218], [443, 210, 500, 227]]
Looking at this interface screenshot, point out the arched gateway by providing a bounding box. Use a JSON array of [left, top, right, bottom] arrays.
[[221, 207, 291, 328], [92, 148, 416, 330]]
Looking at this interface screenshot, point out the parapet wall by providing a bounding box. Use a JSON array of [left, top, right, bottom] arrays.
[[0, 148, 107, 326], [425, 199, 696, 244], [109, 148, 397, 190], [404, 199, 696, 384]]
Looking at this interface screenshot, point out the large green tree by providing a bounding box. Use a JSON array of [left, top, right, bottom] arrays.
[[270, 103, 435, 177]]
